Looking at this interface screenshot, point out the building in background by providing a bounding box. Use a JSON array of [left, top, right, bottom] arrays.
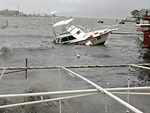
[[0, 9, 19, 16]]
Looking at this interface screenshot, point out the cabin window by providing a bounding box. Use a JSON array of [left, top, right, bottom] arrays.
[[76, 30, 81, 35], [94, 32, 98, 35], [61, 37, 68, 42], [68, 36, 76, 40], [61, 36, 76, 42]]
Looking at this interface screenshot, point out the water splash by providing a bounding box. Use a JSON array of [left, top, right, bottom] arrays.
[[0, 45, 12, 60]]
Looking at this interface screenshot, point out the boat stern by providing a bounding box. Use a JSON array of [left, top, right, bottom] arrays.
[[85, 30, 110, 45]]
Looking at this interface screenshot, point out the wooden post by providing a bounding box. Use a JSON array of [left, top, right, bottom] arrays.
[[126, 65, 131, 113], [25, 58, 28, 79], [6, 20, 8, 27]]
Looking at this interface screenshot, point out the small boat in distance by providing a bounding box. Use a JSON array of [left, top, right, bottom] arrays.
[[53, 18, 117, 46]]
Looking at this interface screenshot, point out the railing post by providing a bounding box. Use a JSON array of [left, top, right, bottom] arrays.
[[0, 68, 6, 80], [126, 65, 131, 113], [25, 58, 28, 79], [58, 67, 62, 113]]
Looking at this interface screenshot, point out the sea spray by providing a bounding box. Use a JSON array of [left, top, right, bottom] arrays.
[[0, 98, 22, 113], [22, 83, 58, 113], [0, 45, 12, 60]]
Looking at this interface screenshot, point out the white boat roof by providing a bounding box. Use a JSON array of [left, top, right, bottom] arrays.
[[53, 18, 74, 27]]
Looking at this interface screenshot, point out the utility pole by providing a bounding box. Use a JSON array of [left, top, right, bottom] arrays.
[[33, 7, 35, 16], [149, 0, 150, 9], [17, 5, 20, 16], [17, 5, 19, 12]]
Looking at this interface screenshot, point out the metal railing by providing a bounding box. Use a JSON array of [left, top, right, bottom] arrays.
[[0, 63, 150, 113]]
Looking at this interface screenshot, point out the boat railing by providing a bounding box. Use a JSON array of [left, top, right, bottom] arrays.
[[89, 24, 119, 32], [71, 24, 90, 33], [0, 63, 150, 113]]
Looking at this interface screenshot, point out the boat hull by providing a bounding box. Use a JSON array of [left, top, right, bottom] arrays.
[[73, 32, 109, 45], [54, 32, 109, 46]]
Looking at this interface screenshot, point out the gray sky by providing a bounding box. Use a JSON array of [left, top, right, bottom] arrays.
[[0, 0, 150, 18]]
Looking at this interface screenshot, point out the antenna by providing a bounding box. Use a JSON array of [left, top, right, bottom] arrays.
[[49, 11, 57, 37], [17, 5, 19, 12]]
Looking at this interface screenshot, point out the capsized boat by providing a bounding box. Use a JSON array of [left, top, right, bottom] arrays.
[[53, 18, 117, 46]]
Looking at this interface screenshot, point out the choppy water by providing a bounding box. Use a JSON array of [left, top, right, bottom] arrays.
[[0, 17, 150, 113]]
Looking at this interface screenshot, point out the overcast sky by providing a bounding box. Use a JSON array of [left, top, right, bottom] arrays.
[[0, 0, 150, 18]]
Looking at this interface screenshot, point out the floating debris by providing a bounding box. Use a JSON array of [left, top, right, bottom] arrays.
[[98, 21, 104, 23], [119, 20, 125, 24], [77, 54, 80, 58]]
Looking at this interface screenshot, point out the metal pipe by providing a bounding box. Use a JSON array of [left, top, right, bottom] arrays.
[[25, 58, 28, 79], [3, 70, 26, 75], [0, 68, 6, 80], [0, 63, 149, 70], [106, 87, 150, 91], [62, 67, 143, 113], [0, 93, 98, 109], [0, 87, 149, 98], [0, 89, 99, 98], [131, 64, 150, 70], [126, 65, 131, 112], [58, 67, 62, 113], [112, 92, 150, 95]]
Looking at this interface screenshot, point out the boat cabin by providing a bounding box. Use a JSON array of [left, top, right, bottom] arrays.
[[54, 33, 76, 44], [67, 25, 86, 39], [54, 25, 87, 44]]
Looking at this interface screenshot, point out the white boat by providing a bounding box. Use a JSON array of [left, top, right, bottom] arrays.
[[53, 18, 117, 46]]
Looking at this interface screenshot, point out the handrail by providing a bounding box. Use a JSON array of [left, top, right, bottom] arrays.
[[0, 63, 150, 112], [0, 63, 149, 70], [62, 67, 143, 113]]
